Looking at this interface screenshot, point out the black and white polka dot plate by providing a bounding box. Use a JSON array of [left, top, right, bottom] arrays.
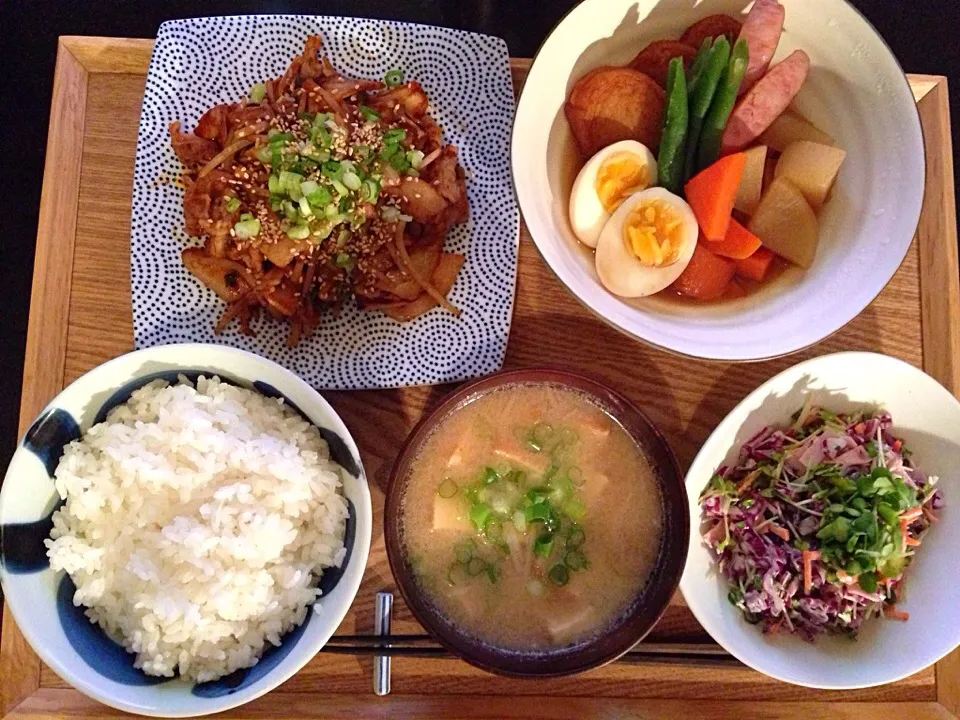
[[131, 16, 519, 390]]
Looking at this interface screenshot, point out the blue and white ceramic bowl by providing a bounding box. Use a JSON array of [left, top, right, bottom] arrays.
[[0, 344, 372, 717]]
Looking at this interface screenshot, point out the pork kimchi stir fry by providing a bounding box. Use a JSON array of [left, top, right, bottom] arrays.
[[169, 35, 468, 344]]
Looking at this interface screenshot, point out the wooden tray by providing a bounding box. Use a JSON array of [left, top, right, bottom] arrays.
[[2, 35, 958, 719]]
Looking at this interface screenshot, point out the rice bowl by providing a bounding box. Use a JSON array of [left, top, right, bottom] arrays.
[[0, 344, 371, 717], [46, 375, 349, 682]]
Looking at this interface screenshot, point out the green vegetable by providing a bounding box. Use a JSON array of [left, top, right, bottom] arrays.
[[684, 36, 731, 181], [321, 160, 343, 180], [342, 170, 362, 191], [566, 525, 585, 550], [437, 478, 458, 499], [361, 178, 381, 203], [696, 37, 749, 171], [389, 151, 411, 171], [224, 197, 240, 213], [466, 557, 485, 576], [483, 467, 499, 484], [454, 539, 475, 564], [256, 146, 273, 165], [335, 252, 355, 271], [687, 37, 713, 97], [359, 104, 380, 122], [249, 82, 266, 103], [548, 563, 570, 586], [533, 530, 555, 557], [384, 68, 404, 87], [565, 550, 587, 571], [469, 503, 492, 531], [407, 149, 425, 169], [287, 224, 311, 240], [656, 56, 689, 195], [268, 131, 294, 146], [485, 518, 504, 541], [233, 215, 261, 240], [384, 128, 406, 143]]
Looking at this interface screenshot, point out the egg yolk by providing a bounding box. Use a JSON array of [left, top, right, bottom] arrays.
[[623, 199, 684, 267], [594, 153, 650, 213]]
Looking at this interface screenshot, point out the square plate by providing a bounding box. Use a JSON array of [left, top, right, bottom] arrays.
[[131, 15, 519, 389]]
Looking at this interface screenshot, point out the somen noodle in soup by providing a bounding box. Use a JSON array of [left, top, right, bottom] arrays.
[[400, 384, 663, 651]]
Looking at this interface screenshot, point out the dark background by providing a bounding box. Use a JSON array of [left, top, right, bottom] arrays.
[[1, 0, 958, 472]]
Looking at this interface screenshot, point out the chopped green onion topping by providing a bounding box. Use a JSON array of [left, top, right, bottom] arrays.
[[384, 128, 406, 143], [407, 149, 425, 169], [224, 197, 240, 213], [384, 68, 404, 87], [361, 178, 381, 203], [533, 531, 554, 557], [332, 179, 349, 197], [298, 196, 313, 217], [249, 82, 266, 103], [548, 564, 570, 586], [321, 160, 343, 180], [256, 146, 273, 165], [335, 252, 355, 270], [437, 478, 458, 499], [466, 557, 485, 576], [287, 224, 311, 240], [359, 104, 380, 122], [469, 503, 492, 532], [299, 180, 320, 197], [268, 131, 294, 146], [234, 216, 261, 239], [342, 170, 362, 191], [389, 152, 411, 171], [454, 539, 475, 564], [308, 186, 332, 208]]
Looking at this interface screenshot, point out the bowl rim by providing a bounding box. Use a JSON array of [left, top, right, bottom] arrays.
[[383, 366, 689, 677], [510, 0, 926, 363], [678, 350, 960, 688], [0, 343, 372, 717]]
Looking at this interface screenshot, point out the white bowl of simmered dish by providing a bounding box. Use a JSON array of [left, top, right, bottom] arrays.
[[512, 0, 923, 361], [680, 352, 960, 688], [0, 344, 371, 717], [384, 369, 688, 676]]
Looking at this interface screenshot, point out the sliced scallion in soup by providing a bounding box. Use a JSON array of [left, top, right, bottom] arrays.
[[400, 384, 663, 651]]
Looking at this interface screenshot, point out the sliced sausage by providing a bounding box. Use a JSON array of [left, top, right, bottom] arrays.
[[628, 40, 697, 87], [680, 14, 743, 48], [720, 50, 810, 155], [737, 0, 786, 95]]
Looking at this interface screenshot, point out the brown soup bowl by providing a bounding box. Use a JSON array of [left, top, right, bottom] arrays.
[[383, 368, 689, 677]]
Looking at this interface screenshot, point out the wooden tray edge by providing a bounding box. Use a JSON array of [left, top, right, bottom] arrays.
[[2, 35, 957, 719]]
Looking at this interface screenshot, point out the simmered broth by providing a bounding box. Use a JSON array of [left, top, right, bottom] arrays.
[[400, 385, 663, 651]]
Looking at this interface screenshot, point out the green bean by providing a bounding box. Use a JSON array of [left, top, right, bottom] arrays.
[[656, 57, 689, 195], [687, 37, 713, 97], [696, 38, 750, 171], [684, 36, 731, 182]]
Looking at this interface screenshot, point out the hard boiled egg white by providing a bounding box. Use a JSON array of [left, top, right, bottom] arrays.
[[569, 140, 657, 248], [595, 187, 698, 298]]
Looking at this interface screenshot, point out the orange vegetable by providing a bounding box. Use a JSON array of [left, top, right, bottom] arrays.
[[884, 605, 910, 622], [724, 280, 747, 300], [672, 242, 736, 300], [735, 246, 775, 282], [802, 549, 821, 595], [736, 469, 760, 493], [767, 524, 790, 542], [709, 218, 763, 259], [684, 152, 747, 241], [901, 507, 923, 522]]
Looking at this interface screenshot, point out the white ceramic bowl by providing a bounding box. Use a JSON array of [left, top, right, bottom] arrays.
[[0, 344, 372, 716], [512, 0, 924, 361], [680, 352, 960, 688]]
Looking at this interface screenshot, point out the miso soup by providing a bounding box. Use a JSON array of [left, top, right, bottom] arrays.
[[400, 384, 663, 651]]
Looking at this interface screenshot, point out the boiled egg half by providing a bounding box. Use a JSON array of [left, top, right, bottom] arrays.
[[569, 140, 657, 248], [595, 187, 698, 298]]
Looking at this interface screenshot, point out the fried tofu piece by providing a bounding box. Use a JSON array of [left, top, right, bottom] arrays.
[[432, 495, 471, 532]]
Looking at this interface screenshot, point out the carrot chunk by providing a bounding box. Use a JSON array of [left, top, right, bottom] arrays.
[[710, 218, 762, 259], [735, 246, 775, 282], [684, 152, 747, 241], [672, 242, 736, 300]]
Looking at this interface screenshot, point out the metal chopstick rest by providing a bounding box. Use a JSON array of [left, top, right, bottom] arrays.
[[373, 591, 393, 696]]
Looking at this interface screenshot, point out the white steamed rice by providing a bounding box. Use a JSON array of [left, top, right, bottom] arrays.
[[45, 375, 349, 682]]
